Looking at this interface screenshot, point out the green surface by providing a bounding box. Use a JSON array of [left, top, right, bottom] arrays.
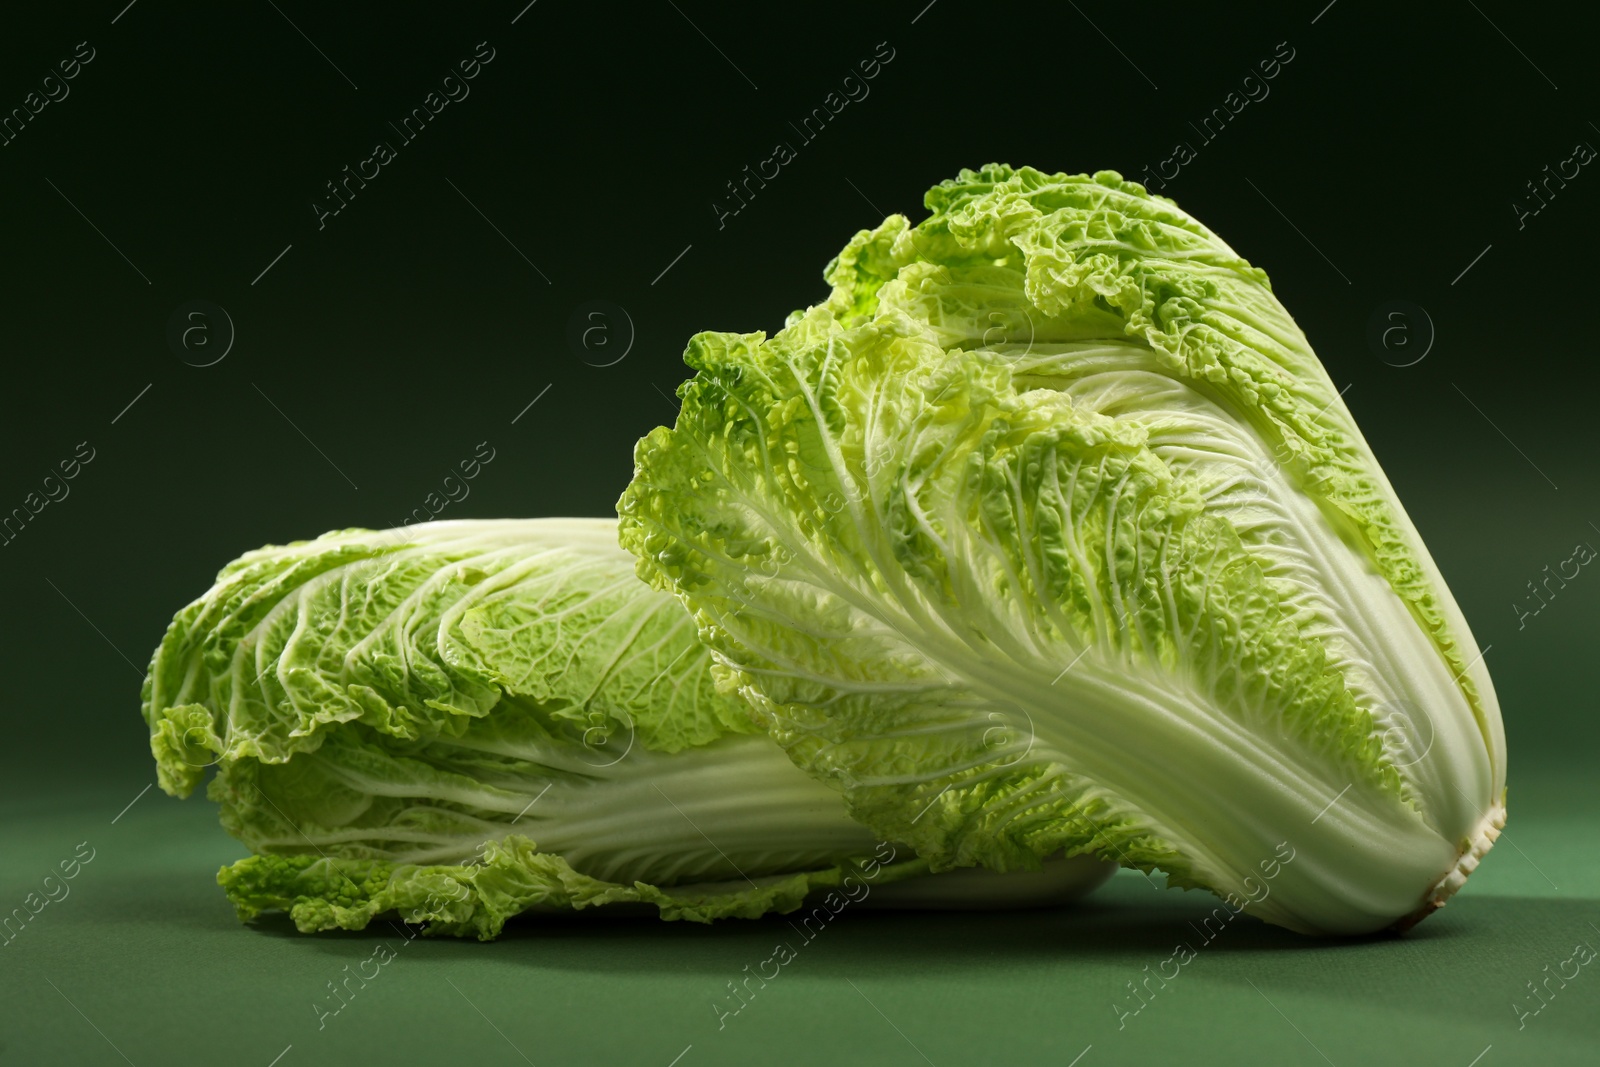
[[4, 757, 1596, 1066]]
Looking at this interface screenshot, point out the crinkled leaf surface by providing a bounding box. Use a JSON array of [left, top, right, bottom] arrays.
[[145, 517, 1110, 935], [620, 165, 1506, 935]]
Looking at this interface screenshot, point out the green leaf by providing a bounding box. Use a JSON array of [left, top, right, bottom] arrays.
[[620, 165, 1506, 936], [218, 835, 935, 938], [146, 517, 1114, 934]]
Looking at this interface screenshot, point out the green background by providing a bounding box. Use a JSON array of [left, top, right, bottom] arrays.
[[2, 2, 1597, 1064]]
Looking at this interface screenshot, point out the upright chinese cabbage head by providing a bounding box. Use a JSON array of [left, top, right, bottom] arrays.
[[619, 164, 1506, 936], [143, 517, 1110, 938]]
